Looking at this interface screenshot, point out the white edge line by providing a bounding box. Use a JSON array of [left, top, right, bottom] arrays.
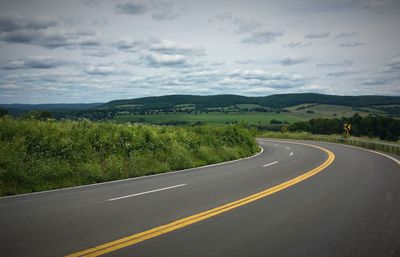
[[260, 138, 400, 166], [364, 149, 400, 166], [263, 161, 279, 167], [1, 146, 264, 200], [107, 184, 187, 202], [310, 140, 400, 166]]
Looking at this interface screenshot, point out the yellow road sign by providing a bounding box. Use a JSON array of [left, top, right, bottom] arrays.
[[344, 123, 351, 131], [344, 123, 351, 136]]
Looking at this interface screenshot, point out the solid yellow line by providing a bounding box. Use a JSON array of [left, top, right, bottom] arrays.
[[66, 141, 335, 257]]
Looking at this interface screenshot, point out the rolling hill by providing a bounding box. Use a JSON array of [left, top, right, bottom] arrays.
[[102, 93, 400, 110], [2, 94, 400, 124]]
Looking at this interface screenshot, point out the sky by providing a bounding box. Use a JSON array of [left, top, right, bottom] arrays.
[[0, 0, 399, 103]]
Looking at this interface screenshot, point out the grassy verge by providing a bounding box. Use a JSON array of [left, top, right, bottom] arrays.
[[258, 132, 400, 155], [0, 117, 259, 196], [258, 131, 313, 140]]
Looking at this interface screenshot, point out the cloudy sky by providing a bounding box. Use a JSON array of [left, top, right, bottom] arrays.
[[0, 0, 399, 103]]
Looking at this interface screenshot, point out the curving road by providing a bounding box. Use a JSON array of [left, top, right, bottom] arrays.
[[0, 139, 399, 257]]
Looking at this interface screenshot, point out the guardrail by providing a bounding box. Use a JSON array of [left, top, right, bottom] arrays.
[[312, 136, 400, 155]]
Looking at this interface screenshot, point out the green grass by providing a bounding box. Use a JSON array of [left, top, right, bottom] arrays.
[[236, 104, 269, 110], [174, 104, 196, 110], [113, 104, 390, 126], [0, 117, 259, 196], [114, 112, 303, 125], [284, 104, 372, 119], [258, 131, 313, 140]]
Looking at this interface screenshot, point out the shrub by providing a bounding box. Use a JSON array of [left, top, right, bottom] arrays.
[[0, 117, 258, 196]]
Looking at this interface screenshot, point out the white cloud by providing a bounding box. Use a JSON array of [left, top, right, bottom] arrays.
[[114, 1, 179, 21], [282, 41, 312, 48], [145, 53, 188, 67], [1, 56, 72, 70], [114, 2, 148, 15], [0, 0, 399, 103], [241, 29, 283, 44], [337, 42, 365, 47], [304, 31, 330, 39], [0, 83, 19, 89], [149, 39, 205, 56], [280, 56, 308, 66], [316, 60, 353, 67]]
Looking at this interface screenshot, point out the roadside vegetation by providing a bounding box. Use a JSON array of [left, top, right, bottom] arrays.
[[2, 94, 400, 196], [259, 131, 313, 140], [0, 117, 258, 196], [258, 113, 400, 154], [288, 113, 400, 141]]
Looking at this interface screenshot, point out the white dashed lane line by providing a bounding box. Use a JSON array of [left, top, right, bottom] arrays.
[[263, 161, 279, 167], [107, 184, 187, 201]]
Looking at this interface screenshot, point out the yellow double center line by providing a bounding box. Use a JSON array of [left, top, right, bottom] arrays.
[[66, 141, 335, 257]]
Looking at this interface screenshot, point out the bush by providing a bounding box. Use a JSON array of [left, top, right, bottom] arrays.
[[0, 117, 258, 196], [270, 119, 283, 125], [0, 108, 8, 117], [22, 110, 53, 120]]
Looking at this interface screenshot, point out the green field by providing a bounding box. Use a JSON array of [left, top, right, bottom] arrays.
[[236, 104, 262, 109], [114, 112, 303, 125], [113, 104, 381, 125], [284, 104, 373, 119]]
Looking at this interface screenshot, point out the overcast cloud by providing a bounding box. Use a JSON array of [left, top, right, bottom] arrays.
[[0, 0, 399, 103]]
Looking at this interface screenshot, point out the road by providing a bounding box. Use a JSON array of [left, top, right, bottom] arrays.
[[1, 139, 399, 257]]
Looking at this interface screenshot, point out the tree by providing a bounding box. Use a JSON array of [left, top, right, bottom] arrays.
[[0, 108, 9, 117], [23, 110, 53, 120], [289, 114, 400, 141], [270, 119, 283, 124]]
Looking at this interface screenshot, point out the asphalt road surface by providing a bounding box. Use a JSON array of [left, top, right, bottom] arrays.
[[1, 139, 399, 257]]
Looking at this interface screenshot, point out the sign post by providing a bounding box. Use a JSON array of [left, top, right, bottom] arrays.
[[343, 123, 351, 137]]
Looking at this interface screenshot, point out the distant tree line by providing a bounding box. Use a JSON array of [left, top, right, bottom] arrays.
[[0, 108, 9, 117], [289, 113, 400, 141], [0, 108, 54, 120], [372, 106, 400, 117], [51, 109, 116, 120]]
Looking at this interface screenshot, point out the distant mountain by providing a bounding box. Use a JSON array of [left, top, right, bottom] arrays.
[[3, 94, 400, 115], [102, 93, 400, 109], [0, 103, 103, 111], [103, 94, 251, 109]]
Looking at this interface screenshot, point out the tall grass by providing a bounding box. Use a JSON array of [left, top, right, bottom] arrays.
[[0, 117, 258, 196], [259, 131, 313, 140]]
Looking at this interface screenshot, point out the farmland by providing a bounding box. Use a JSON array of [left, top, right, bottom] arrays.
[[112, 103, 394, 125], [113, 111, 302, 125]]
